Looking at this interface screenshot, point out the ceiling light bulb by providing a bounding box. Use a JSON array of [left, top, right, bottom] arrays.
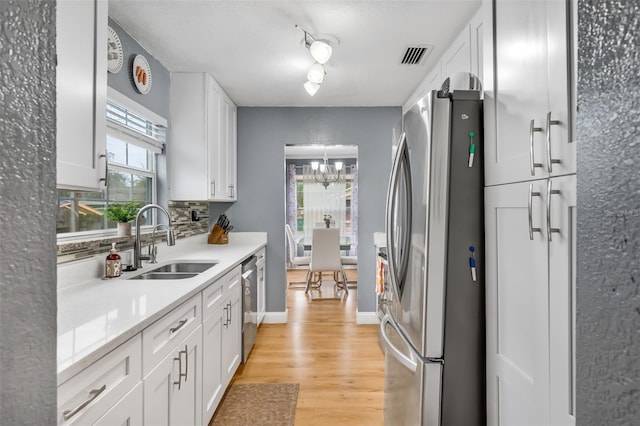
[[311, 161, 319, 171], [304, 80, 320, 96], [335, 161, 343, 171], [307, 63, 325, 84], [309, 40, 332, 64]]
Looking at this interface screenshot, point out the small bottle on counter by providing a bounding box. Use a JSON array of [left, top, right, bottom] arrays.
[[105, 242, 122, 278]]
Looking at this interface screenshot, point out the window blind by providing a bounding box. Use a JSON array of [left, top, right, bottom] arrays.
[[106, 100, 166, 154]]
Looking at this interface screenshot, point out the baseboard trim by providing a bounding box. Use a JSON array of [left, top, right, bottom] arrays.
[[261, 310, 288, 324], [356, 311, 380, 324]]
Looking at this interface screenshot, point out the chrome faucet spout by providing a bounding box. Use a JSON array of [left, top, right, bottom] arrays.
[[134, 204, 175, 269]]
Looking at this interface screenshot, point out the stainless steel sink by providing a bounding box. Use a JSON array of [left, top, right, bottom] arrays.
[[148, 262, 218, 273], [128, 262, 218, 280], [129, 272, 199, 280]]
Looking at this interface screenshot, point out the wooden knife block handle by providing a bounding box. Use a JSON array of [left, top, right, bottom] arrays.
[[208, 224, 228, 244]]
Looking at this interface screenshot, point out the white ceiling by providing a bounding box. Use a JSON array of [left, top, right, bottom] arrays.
[[109, 0, 482, 107]]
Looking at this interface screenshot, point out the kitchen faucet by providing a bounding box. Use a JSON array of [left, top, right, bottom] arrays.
[[148, 223, 172, 263], [134, 204, 176, 269]]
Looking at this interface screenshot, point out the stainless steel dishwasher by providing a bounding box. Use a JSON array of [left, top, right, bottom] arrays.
[[241, 256, 258, 363]]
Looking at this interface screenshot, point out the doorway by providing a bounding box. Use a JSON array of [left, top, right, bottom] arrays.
[[284, 145, 358, 312]]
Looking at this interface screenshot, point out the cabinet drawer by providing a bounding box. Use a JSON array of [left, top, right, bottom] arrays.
[[142, 294, 201, 376], [58, 334, 142, 425], [225, 265, 242, 293], [202, 279, 225, 323]]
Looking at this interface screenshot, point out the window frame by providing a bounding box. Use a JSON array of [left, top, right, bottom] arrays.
[[56, 89, 167, 241]]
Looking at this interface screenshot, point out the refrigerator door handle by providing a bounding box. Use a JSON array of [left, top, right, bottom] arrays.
[[379, 314, 418, 373], [386, 132, 406, 293]]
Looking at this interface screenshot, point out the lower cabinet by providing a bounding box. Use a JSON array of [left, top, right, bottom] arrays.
[[94, 383, 143, 426], [143, 326, 203, 426], [57, 254, 263, 426], [57, 334, 142, 425], [485, 175, 576, 425], [202, 265, 243, 423], [222, 282, 242, 383]]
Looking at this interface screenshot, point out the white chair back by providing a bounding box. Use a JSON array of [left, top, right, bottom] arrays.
[[309, 228, 341, 271], [285, 224, 297, 262]]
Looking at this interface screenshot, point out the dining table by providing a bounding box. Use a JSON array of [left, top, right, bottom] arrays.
[[297, 235, 352, 252]]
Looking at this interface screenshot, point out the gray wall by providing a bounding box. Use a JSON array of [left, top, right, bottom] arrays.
[[577, 0, 640, 424], [107, 18, 170, 118], [229, 107, 400, 314], [0, 1, 57, 423]]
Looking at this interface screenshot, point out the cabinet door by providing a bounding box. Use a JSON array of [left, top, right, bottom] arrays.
[[143, 326, 202, 426], [486, 0, 549, 185], [170, 73, 209, 200], [546, 0, 575, 177], [227, 104, 237, 200], [202, 304, 224, 422], [485, 180, 550, 425], [221, 285, 242, 386], [441, 25, 471, 80], [256, 250, 266, 326], [56, 0, 107, 190], [548, 175, 576, 426], [207, 79, 222, 200], [94, 382, 143, 426]]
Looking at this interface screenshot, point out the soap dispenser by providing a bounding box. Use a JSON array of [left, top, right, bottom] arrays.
[[105, 242, 122, 278]]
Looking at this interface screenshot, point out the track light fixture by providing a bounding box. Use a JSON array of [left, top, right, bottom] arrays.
[[295, 24, 334, 96]]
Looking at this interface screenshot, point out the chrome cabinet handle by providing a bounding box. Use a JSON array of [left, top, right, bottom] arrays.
[[173, 346, 188, 389], [529, 119, 543, 176], [62, 384, 107, 420], [98, 151, 108, 186], [229, 185, 234, 198], [169, 319, 188, 334], [528, 184, 542, 240], [546, 180, 561, 241], [223, 304, 230, 328], [210, 180, 215, 197], [546, 111, 562, 173]]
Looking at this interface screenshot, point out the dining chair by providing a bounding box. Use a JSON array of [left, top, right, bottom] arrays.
[[285, 224, 311, 288], [340, 255, 358, 288], [305, 228, 348, 295]]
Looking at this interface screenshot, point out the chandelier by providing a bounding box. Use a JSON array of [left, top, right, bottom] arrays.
[[311, 153, 343, 189]]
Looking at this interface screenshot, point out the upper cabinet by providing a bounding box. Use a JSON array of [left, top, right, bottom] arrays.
[[56, 0, 108, 190], [484, 0, 574, 186], [169, 72, 237, 201], [402, 8, 483, 113]]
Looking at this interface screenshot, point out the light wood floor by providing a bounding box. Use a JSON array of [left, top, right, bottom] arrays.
[[225, 269, 385, 425]]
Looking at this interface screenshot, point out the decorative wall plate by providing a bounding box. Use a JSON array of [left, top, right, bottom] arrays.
[[131, 54, 152, 94], [107, 26, 124, 73]]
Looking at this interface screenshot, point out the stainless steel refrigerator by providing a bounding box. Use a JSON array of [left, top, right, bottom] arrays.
[[380, 89, 485, 425]]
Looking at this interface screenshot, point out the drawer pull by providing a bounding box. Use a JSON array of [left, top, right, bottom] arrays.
[[170, 319, 188, 334], [173, 346, 188, 390], [62, 384, 107, 420]]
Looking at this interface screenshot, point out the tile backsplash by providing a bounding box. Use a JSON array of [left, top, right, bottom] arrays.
[[57, 201, 210, 263]]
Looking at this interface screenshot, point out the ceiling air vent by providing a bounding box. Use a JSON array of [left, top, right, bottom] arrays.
[[400, 45, 432, 66]]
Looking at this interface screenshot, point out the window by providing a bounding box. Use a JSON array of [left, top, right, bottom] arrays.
[[57, 98, 166, 236]]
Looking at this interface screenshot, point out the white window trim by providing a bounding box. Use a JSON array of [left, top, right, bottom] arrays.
[[107, 87, 168, 128]]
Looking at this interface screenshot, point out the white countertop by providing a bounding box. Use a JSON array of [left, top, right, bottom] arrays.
[[57, 232, 267, 385]]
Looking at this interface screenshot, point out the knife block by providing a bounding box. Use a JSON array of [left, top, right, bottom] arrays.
[[207, 224, 228, 245]]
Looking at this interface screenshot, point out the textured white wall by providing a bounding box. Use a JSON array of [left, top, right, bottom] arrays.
[[0, 1, 57, 423], [577, 0, 640, 423]]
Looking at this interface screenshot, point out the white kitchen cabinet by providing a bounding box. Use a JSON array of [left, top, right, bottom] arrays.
[[485, 175, 576, 426], [169, 72, 237, 201], [202, 265, 242, 423], [484, 0, 574, 186], [222, 273, 243, 386], [256, 248, 266, 326], [142, 293, 201, 376], [93, 382, 143, 426], [143, 326, 203, 426], [202, 301, 225, 423], [57, 334, 142, 425], [56, 0, 107, 190]]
